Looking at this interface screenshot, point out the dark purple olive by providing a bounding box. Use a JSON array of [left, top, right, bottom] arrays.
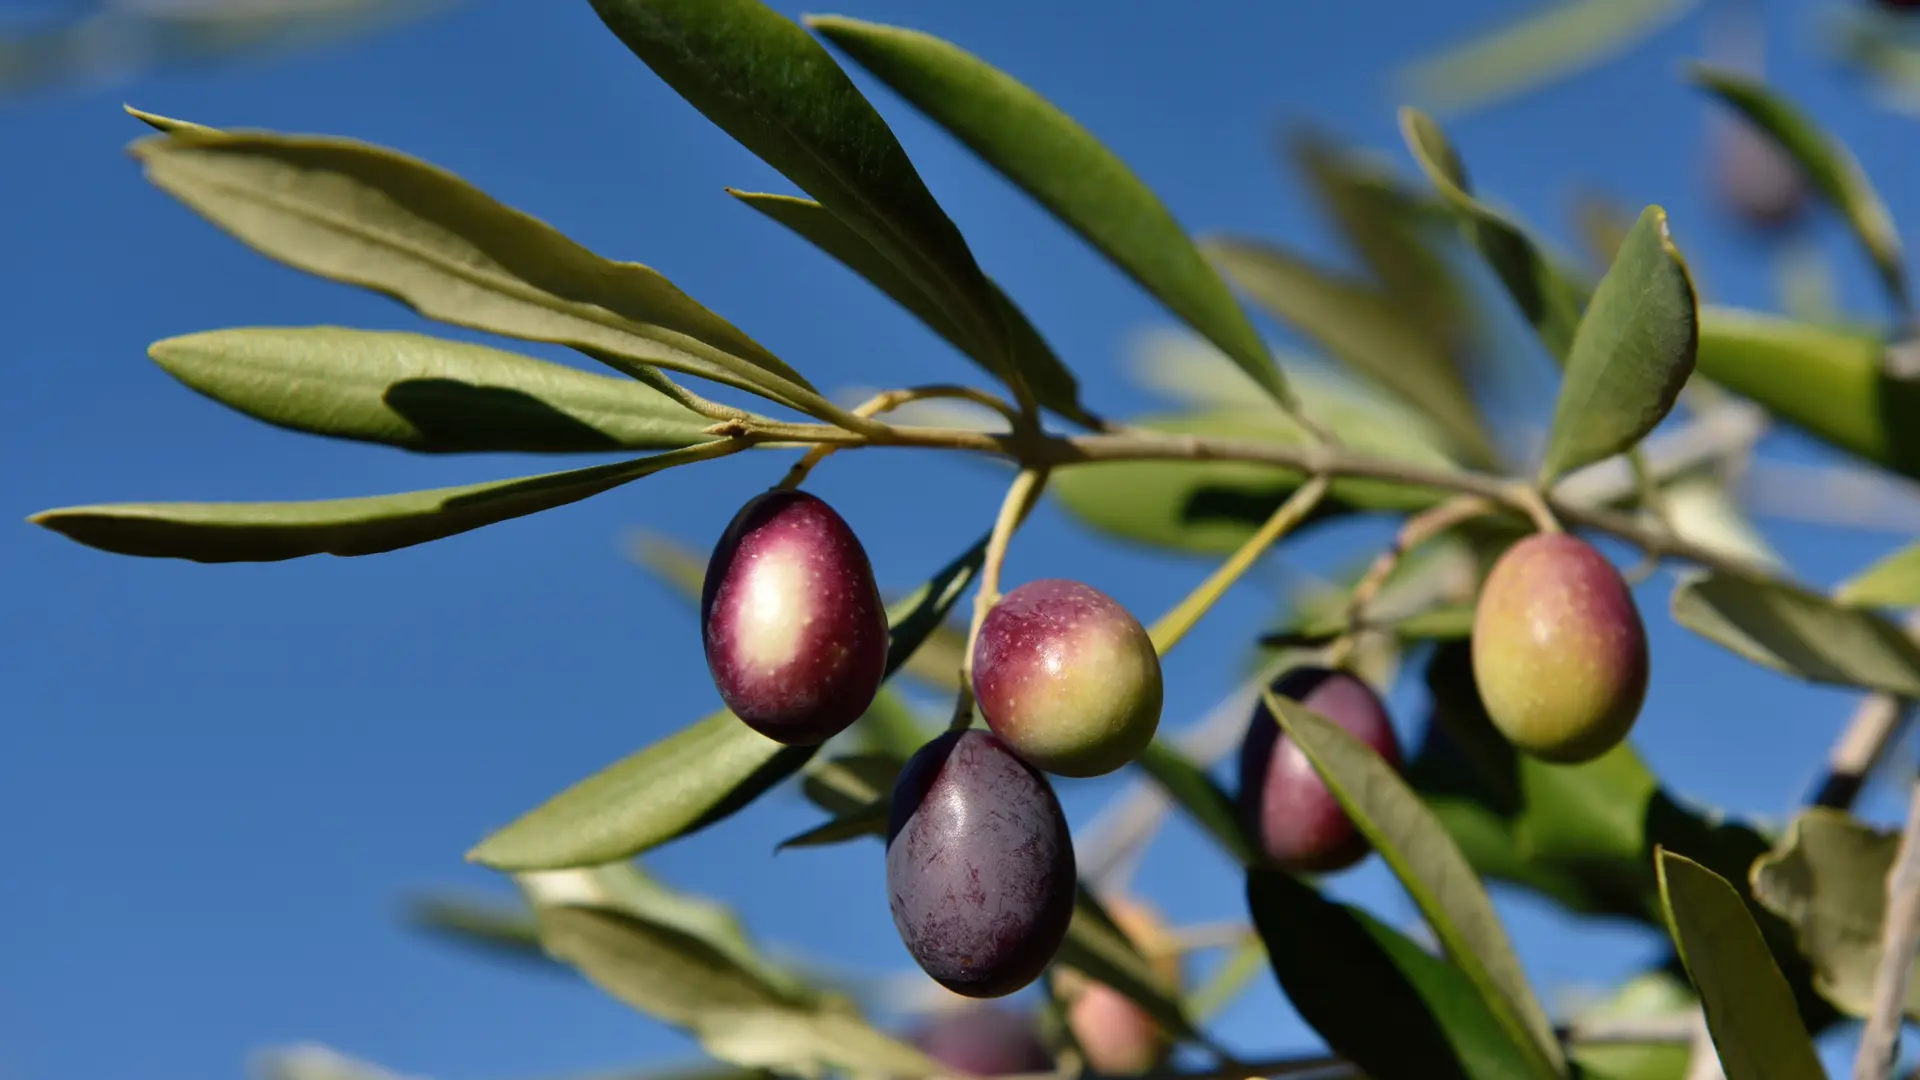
[[1237, 666, 1403, 875], [886, 729, 1076, 999], [972, 579, 1163, 777], [701, 489, 888, 746], [908, 1006, 1056, 1075]]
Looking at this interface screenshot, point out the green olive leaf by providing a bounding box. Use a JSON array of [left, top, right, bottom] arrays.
[[30, 444, 726, 563], [800, 753, 905, 817], [806, 15, 1291, 409], [1134, 739, 1256, 868], [1688, 64, 1908, 311], [728, 191, 1090, 426], [466, 535, 986, 871], [1837, 540, 1920, 608], [150, 327, 725, 453], [1751, 809, 1920, 1022], [1399, 107, 1589, 362], [1264, 693, 1565, 1079], [404, 893, 553, 969], [584, 0, 1016, 400], [1695, 306, 1920, 482], [1538, 206, 1699, 481], [128, 121, 827, 414], [775, 801, 889, 851], [1670, 572, 1920, 697], [1247, 869, 1548, 1080], [1655, 850, 1827, 1080]]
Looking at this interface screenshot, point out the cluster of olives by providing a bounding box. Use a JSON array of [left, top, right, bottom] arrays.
[[699, 488, 1649, 1007]]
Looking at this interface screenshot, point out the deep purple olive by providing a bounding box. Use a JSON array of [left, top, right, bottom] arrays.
[[886, 729, 1076, 999], [908, 1006, 1056, 1076], [700, 489, 888, 746], [1471, 532, 1649, 764], [972, 579, 1163, 777], [1237, 666, 1403, 875]]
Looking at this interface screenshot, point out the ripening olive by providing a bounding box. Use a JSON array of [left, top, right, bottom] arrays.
[[1058, 897, 1179, 1075], [886, 729, 1076, 999], [1471, 532, 1649, 764], [908, 1006, 1056, 1076], [701, 489, 888, 746], [972, 579, 1163, 777], [1236, 666, 1402, 875]]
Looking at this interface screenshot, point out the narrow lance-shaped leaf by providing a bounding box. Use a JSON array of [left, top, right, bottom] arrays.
[[151, 327, 727, 453], [1655, 849, 1826, 1080], [1837, 541, 1920, 609], [404, 893, 554, 969], [29, 443, 729, 564], [1265, 693, 1565, 1079], [807, 15, 1293, 409], [729, 191, 1091, 425], [466, 534, 987, 871], [1248, 869, 1548, 1080], [584, 0, 1017, 395], [1399, 107, 1589, 362], [1688, 64, 1909, 312], [1671, 572, 1920, 697], [1538, 206, 1699, 481], [129, 118, 829, 416], [1134, 740, 1257, 868]]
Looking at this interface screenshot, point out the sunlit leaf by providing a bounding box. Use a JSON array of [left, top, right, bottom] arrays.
[[129, 120, 827, 413], [405, 892, 553, 968], [467, 536, 986, 870], [1670, 572, 1920, 697], [30, 445, 723, 563], [807, 15, 1292, 408], [1539, 206, 1698, 481], [1247, 870, 1548, 1080], [1265, 693, 1565, 1078], [1656, 850, 1826, 1080], [1689, 65, 1909, 310], [1837, 541, 1920, 608], [149, 327, 723, 453], [1398, 0, 1696, 118], [586, 0, 1017, 403]]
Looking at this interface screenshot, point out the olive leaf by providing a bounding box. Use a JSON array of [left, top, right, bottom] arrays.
[[404, 892, 552, 969], [1247, 870, 1549, 1080], [1538, 206, 1699, 482], [1750, 809, 1920, 1022], [1656, 850, 1826, 1080], [1688, 64, 1908, 311], [1837, 540, 1920, 609], [128, 118, 827, 415], [806, 15, 1293, 409], [1134, 739, 1257, 868], [585, 0, 1019, 401], [1265, 693, 1566, 1079], [150, 327, 725, 453], [1671, 572, 1920, 697], [467, 535, 986, 871], [31, 444, 727, 563]]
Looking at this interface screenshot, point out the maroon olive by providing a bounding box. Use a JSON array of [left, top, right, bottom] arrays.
[[701, 489, 888, 745], [1237, 666, 1402, 875], [909, 1006, 1056, 1075], [886, 729, 1076, 999], [972, 579, 1163, 777], [1471, 532, 1649, 764]]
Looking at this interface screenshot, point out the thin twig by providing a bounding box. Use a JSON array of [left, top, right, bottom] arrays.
[[1324, 494, 1494, 670], [950, 467, 1050, 731], [1854, 779, 1920, 1080], [1148, 475, 1332, 656], [777, 385, 1021, 490]]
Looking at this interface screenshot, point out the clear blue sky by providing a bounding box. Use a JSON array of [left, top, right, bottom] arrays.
[[5, 2, 1917, 1079]]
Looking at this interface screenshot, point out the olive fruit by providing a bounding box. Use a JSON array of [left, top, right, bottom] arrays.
[[701, 489, 888, 746], [908, 1006, 1055, 1076], [1236, 666, 1402, 874], [971, 579, 1163, 777], [1058, 898, 1178, 1074], [886, 729, 1076, 998], [1471, 532, 1649, 764]]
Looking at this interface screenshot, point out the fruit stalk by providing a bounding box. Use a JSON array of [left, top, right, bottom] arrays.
[[952, 467, 1052, 731], [1147, 474, 1331, 656]]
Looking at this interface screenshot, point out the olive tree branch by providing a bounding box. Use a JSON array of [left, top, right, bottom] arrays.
[[775, 385, 1021, 490], [1856, 778, 1920, 1080]]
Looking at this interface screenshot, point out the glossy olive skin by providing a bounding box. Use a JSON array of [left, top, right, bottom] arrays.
[[972, 579, 1164, 777], [1712, 116, 1807, 231], [886, 729, 1076, 999], [701, 489, 888, 746], [1060, 898, 1179, 1075], [908, 1006, 1055, 1076], [1471, 533, 1649, 764], [1237, 667, 1402, 874]]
